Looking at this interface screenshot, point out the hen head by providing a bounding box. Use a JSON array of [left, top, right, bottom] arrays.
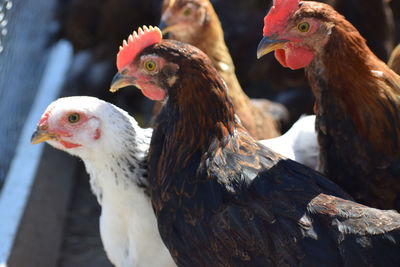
[[257, 0, 337, 70], [31, 96, 121, 157], [159, 0, 210, 42], [110, 26, 218, 102]]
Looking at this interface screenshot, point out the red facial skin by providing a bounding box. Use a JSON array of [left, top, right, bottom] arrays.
[[39, 111, 101, 149], [275, 18, 320, 70], [138, 81, 166, 101], [59, 138, 82, 149], [125, 55, 168, 101], [264, 1, 322, 70]]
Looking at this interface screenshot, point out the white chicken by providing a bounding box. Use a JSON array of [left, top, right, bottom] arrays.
[[31, 96, 175, 267], [260, 115, 318, 170]]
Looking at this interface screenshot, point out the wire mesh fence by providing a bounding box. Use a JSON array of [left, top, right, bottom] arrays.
[[0, 0, 12, 54], [0, 0, 57, 189]]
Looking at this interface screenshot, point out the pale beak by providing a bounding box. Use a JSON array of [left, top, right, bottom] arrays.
[[109, 72, 137, 93], [257, 35, 288, 59], [30, 127, 56, 145], [158, 19, 178, 35], [158, 20, 168, 33]]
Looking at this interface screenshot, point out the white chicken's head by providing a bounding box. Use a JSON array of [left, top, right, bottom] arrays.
[[31, 96, 128, 158]]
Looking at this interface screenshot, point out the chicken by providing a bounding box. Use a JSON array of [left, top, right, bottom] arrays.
[[157, 0, 288, 138], [257, 0, 400, 210], [110, 26, 400, 266], [389, 43, 400, 75], [260, 115, 318, 170], [30, 96, 175, 267]]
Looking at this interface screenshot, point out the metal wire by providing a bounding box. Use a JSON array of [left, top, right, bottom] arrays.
[[0, 0, 12, 54]]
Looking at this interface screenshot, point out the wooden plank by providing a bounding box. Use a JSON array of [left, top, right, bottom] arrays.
[[7, 146, 78, 267]]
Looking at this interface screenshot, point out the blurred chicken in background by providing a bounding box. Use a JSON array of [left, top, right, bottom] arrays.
[[158, 0, 289, 138]]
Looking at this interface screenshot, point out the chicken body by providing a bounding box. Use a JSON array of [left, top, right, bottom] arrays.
[[111, 28, 400, 266], [260, 115, 318, 170], [31, 96, 175, 267], [158, 0, 288, 138], [258, 0, 400, 211]]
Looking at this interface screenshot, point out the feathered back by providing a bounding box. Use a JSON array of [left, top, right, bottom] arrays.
[[298, 2, 400, 154]]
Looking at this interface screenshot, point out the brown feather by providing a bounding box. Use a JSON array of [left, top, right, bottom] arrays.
[[295, 2, 400, 210], [143, 39, 400, 266], [157, 0, 286, 139], [304, 3, 400, 154]]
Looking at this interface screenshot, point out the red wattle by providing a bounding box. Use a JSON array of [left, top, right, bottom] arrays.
[[138, 81, 166, 101], [59, 139, 81, 149], [275, 49, 288, 68], [274, 46, 315, 70]]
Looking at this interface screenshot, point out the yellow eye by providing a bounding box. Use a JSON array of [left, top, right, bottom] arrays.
[[297, 22, 310, 32], [144, 60, 157, 72], [183, 7, 192, 16], [68, 113, 80, 123]]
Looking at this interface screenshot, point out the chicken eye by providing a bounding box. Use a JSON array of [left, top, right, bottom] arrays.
[[144, 60, 157, 72], [68, 113, 80, 123], [297, 22, 310, 32], [183, 7, 192, 16]]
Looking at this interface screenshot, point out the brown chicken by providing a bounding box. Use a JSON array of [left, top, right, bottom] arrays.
[[258, 0, 400, 210], [157, 0, 288, 138], [110, 26, 400, 267], [389, 44, 400, 75]]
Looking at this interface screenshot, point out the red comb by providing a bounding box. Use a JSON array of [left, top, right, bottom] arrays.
[[116, 26, 163, 71], [38, 106, 54, 129], [263, 0, 301, 36]]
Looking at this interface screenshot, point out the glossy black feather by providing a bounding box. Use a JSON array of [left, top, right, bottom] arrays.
[[142, 40, 400, 266]]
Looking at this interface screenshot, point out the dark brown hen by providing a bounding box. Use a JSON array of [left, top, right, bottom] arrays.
[[111, 26, 400, 267], [157, 0, 288, 138], [258, 0, 400, 211]]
